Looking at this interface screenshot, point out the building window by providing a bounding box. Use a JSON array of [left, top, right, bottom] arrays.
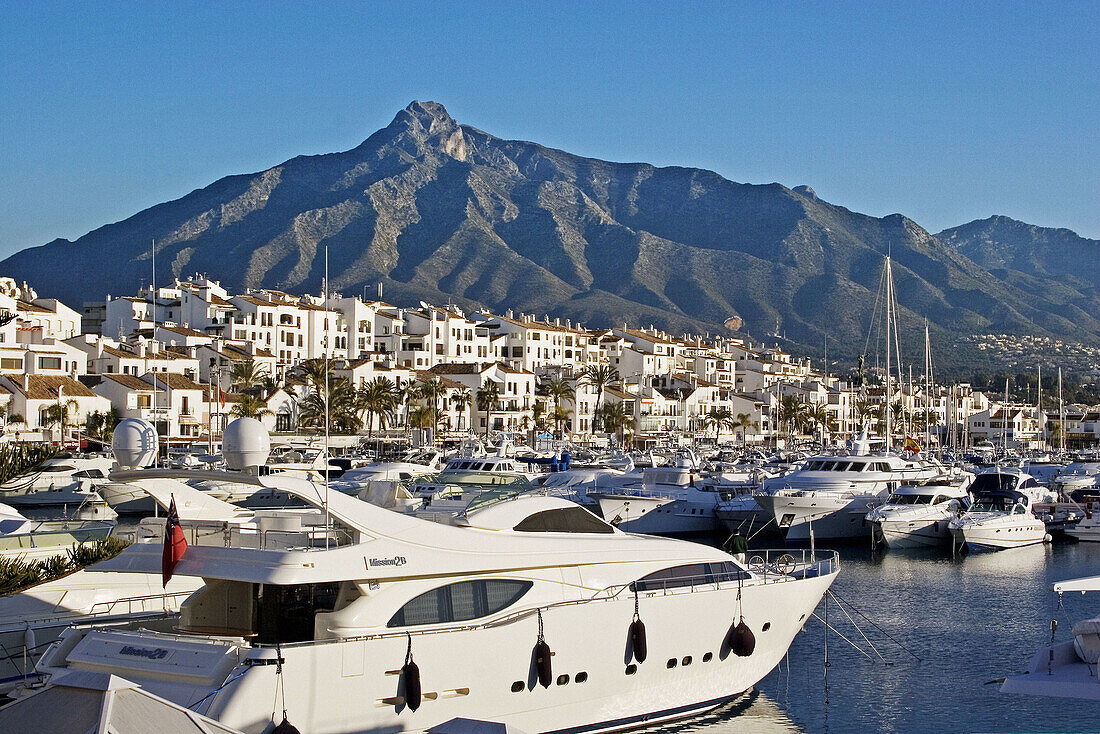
[[38, 356, 62, 370], [0, 358, 22, 370]]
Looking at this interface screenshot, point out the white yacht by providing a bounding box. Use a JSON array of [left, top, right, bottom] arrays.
[[0, 455, 115, 508], [29, 418, 840, 734], [1051, 461, 1100, 500], [329, 447, 445, 495], [1002, 574, 1100, 700], [948, 468, 1053, 551], [1063, 502, 1100, 542], [755, 453, 943, 542], [587, 453, 723, 535], [865, 476, 972, 549]]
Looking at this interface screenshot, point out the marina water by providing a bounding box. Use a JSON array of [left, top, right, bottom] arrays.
[[652, 540, 1100, 733]]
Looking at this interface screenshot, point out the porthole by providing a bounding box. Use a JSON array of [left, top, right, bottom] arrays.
[[625, 664, 637, 675], [666, 658, 677, 669], [556, 674, 570, 686], [762, 622, 772, 632], [702, 652, 713, 662], [682, 656, 692, 666], [511, 680, 524, 693], [576, 671, 588, 683]]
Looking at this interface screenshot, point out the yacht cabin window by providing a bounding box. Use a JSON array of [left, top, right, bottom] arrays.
[[633, 562, 750, 592], [848, 463, 865, 471], [388, 579, 532, 627], [513, 508, 615, 533]]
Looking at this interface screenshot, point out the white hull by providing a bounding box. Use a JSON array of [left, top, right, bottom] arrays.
[[873, 518, 954, 548], [592, 492, 670, 525], [757, 492, 883, 541], [42, 569, 836, 733], [952, 524, 1047, 551]]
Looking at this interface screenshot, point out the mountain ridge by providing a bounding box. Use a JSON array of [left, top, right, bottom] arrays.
[[3, 101, 1098, 361]]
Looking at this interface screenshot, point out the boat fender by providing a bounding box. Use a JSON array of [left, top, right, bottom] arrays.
[[534, 608, 553, 688], [727, 619, 756, 657], [272, 717, 301, 734], [402, 633, 422, 711], [23, 625, 35, 653], [630, 618, 647, 663], [630, 586, 647, 663]]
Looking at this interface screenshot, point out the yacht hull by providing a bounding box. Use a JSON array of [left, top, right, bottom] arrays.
[[952, 524, 1047, 551], [41, 569, 836, 734], [873, 519, 954, 548], [756, 493, 882, 542]]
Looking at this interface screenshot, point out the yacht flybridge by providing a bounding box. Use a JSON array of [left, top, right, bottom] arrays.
[[32, 418, 840, 733]]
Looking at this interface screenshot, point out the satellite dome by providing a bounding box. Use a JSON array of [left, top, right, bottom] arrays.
[[222, 417, 270, 471], [112, 418, 158, 469]]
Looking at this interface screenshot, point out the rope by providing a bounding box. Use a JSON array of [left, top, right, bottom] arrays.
[[827, 589, 922, 661], [811, 610, 874, 661], [405, 632, 413, 665], [271, 642, 287, 724], [633, 586, 640, 621], [827, 592, 889, 664], [188, 666, 250, 711], [537, 608, 544, 643]]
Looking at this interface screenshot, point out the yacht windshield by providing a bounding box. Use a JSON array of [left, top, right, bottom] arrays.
[[887, 494, 931, 505], [970, 473, 1020, 494]]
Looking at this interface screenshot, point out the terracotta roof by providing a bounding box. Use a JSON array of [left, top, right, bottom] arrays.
[[159, 325, 210, 338], [233, 295, 274, 307], [16, 302, 52, 313], [621, 328, 674, 345], [11, 375, 98, 400], [414, 371, 467, 390], [495, 362, 533, 375], [101, 373, 155, 391], [208, 294, 233, 307], [145, 373, 206, 391], [430, 363, 485, 375]]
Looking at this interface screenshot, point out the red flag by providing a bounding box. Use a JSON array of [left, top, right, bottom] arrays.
[[219, 387, 226, 408], [162, 495, 187, 587]]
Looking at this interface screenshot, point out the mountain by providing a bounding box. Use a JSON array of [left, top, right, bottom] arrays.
[[4, 101, 1099, 361], [938, 216, 1100, 319]]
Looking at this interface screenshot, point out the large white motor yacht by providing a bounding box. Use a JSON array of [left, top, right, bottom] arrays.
[[587, 451, 724, 535], [864, 476, 972, 549], [0, 501, 114, 562], [1051, 461, 1100, 500], [948, 468, 1053, 551], [755, 452, 943, 542], [0, 455, 115, 508], [1002, 574, 1100, 700], [30, 418, 839, 733]]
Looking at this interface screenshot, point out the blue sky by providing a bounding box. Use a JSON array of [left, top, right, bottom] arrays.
[[1, 1, 1096, 258]]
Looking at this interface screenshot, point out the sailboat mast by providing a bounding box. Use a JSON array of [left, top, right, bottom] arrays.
[[1058, 367, 1064, 453], [924, 322, 931, 453], [1037, 364, 1042, 450], [1004, 377, 1010, 452], [884, 257, 892, 452], [324, 245, 331, 547]]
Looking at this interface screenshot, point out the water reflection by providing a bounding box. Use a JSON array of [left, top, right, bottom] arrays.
[[646, 539, 1100, 733], [641, 689, 802, 733]]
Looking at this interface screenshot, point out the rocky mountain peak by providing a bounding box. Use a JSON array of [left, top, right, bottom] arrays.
[[386, 100, 467, 160]]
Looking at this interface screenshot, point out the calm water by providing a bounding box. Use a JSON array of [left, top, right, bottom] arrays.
[[655, 540, 1100, 734]]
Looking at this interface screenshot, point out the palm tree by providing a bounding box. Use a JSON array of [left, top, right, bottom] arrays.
[[542, 377, 575, 439], [476, 379, 501, 438], [734, 412, 753, 446], [229, 358, 269, 392], [85, 408, 121, 442], [778, 395, 805, 441], [599, 402, 636, 447], [359, 377, 397, 439], [702, 406, 735, 443], [42, 398, 78, 446], [397, 381, 422, 440], [418, 378, 449, 446], [529, 401, 550, 446], [804, 401, 830, 443], [230, 394, 273, 419], [450, 388, 472, 431], [579, 364, 620, 433], [407, 406, 435, 445], [298, 376, 359, 433]]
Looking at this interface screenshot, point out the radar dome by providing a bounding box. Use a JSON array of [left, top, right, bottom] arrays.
[[112, 418, 158, 469], [222, 417, 270, 471]]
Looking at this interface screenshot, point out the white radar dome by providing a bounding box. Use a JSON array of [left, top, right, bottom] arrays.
[[222, 417, 271, 471], [112, 418, 158, 469]]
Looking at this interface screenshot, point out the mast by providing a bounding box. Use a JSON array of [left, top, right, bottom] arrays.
[[1058, 367, 1064, 454], [1037, 364, 1042, 450], [324, 245, 331, 546], [884, 256, 893, 452], [923, 322, 931, 453], [1003, 377, 1010, 453]]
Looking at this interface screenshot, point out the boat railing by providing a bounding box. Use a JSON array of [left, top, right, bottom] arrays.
[[84, 590, 195, 617]]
